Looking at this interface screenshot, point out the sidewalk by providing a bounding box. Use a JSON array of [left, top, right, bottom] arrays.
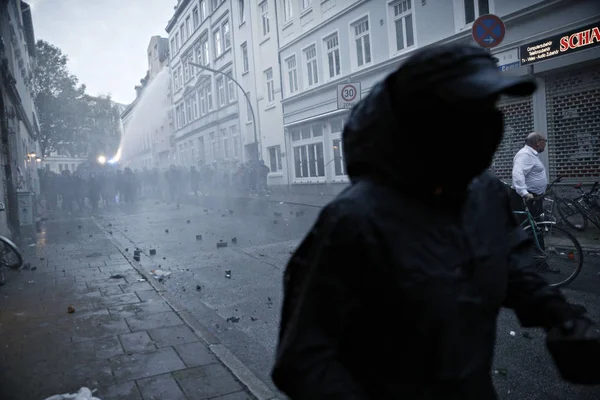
[[0, 217, 278, 400]]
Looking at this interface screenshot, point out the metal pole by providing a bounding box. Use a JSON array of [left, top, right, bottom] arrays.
[[188, 62, 259, 161]]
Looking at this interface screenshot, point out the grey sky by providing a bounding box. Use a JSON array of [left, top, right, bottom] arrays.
[[30, 0, 174, 105]]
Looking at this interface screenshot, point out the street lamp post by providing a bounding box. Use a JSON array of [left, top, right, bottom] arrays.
[[188, 62, 259, 162]]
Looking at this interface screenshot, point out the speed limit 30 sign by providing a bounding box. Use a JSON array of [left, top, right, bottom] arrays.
[[337, 82, 361, 109]]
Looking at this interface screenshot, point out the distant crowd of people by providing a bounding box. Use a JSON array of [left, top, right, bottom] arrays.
[[37, 159, 271, 213]]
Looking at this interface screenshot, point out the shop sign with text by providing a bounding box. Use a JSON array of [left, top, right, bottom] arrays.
[[520, 21, 600, 65]]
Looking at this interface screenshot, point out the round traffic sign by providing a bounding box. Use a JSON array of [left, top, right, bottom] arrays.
[[472, 14, 506, 49], [341, 84, 357, 102]]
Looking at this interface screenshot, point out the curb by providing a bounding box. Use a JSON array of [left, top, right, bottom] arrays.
[[91, 217, 280, 400]]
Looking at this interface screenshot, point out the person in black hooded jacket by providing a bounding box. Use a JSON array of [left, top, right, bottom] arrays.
[[271, 44, 600, 399]]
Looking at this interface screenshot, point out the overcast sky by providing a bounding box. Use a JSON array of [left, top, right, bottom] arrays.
[[30, 0, 175, 105]]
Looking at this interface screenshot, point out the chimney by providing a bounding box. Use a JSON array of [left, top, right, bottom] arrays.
[[135, 85, 142, 98]]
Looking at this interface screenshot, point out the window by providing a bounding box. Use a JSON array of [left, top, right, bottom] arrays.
[[392, 0, 415, 51], [265, 68, 275, 103], [293, 142, 325, 179], [260, 2, 270, 36], [283, 0, 293, 21], [214, 28, 222, 58], [241, 42, 249, 73], [186, 16, 191, 37], [198, 137, 206, 164], [464, 0, 490, 24], [200, 0, 207, 21], [211, 0, 219, 12], [186, 97, 193, 123], [206, 80, 213, 111], [171, 38, 176, 55], [202, 36, 210, 65], [217, 77, 226, 106], [324, 33, 341, 79], [199, 87, 207, 115], [286, 56, 298, 94], [178, 65, 183, 87], [302, 0, 312, 10], [304, 46, 318, 86], [173, 68, 179, 91], [183, 57, 190, 81], [231, 125, 240, 159], [330, 118, 345, 176], [175, 32, 180, 51], [353, 17, 371, 67], [180, 25, 186, 43], [222, 129, 230, 159], [195, 41, 204, 66], [268, 145, 282, 172], [192, 94, 199, 119], [223, 21, 231, 50], [227, 72, 236, 103], [239, 0, 245, 23], [193, 7, 199, 29]]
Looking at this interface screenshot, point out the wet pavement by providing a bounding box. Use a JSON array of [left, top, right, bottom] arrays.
[[2, 195, 600, 399], [0, 217, 268, 400]]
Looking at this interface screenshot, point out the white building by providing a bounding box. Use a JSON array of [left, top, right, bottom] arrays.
[[167, 0, 246, 178], [121, 36, 172, 170], [274, 0, 600, 197], [0, 0, 41, 237], [41, 152, 87, 174]]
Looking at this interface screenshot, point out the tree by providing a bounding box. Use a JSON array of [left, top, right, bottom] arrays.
[[33, 40, 87, 157], [77, 94, 122, 160]]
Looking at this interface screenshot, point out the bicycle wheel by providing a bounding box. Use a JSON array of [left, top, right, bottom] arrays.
[[0, 236, 24, 270], [523, 223, 584, 288], [557, 199, 588, 231]]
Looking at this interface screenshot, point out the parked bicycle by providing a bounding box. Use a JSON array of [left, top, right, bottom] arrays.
[[514, 196, 584, 288], [0, 236, 24, 286], [557, 181, 600, 232]]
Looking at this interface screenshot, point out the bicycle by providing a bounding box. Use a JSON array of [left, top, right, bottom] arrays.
[[0, 236, 24, 286], [514, 200, 584, 288], [558, 181, 600, 231]]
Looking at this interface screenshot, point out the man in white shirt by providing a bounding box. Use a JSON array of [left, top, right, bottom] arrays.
[[511, 132, 548, 219]]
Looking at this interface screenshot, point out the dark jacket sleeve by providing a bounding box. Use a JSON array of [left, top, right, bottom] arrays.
[[272, 201, 377, 400], [500, 185, 584, 329]]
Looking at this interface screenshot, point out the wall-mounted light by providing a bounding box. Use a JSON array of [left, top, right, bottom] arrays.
[[36, 157, 42, 162]]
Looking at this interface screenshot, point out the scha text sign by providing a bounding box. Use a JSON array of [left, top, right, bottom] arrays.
[[520, 21, 600, 66]]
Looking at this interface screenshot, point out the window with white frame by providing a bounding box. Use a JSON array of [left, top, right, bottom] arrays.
[[211, 0, 219, 12], [304, 46, 318, 86], [227, 72, 236, 103], [464, 0, 490, 24], [194, 41, 203, 68], [222, 129, 230, 159], [178, 65, 183, 87], [265, 68, 275, 103], [223, 21, 231, 51], [186, 97, 193, 123], [186, 16, 191, 38], [330, 118, 345, 176], [193, 6, 199, 29], [231, 125, 240, 159], [302, 0, 312, 10], [189, 52, 195, 79], [217, 77, 226, 107], [268, 145, 282, 172], [392, 0, 415, 52], [202, 36, 210, 65], [180, 25, 186, 43], [173, 68, 179, 91], [286, 56, 298, 94], [192, 93, 199, 119], [260, 2, 270, 36], [200, 0, 207, 20], [206, 80, 213, 111], [290, 124, 325, 179], [352, 17, 371, 68], [239, 0, 245, 23], [214, 28, 222, 58], [324, 33, 341, 79], [170, 38, 176, 56], [283, 0, 293, 21], [199, 87, 207, 115], [183, 56, 190, 82], [241, 42, 249, 73], [175, 32, 180, 51]]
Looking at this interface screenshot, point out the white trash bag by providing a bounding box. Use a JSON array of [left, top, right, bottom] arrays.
[[44, 387, 101, 400]]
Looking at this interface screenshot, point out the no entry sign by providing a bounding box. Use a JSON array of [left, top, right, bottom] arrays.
[[472, 14, 506, 49]]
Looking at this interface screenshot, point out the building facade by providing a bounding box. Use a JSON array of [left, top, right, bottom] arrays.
[[276, 0, 599, 196], [0, 0, 41, 238], [167, 0, 245, 178], [121, 36, 172, 171]]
